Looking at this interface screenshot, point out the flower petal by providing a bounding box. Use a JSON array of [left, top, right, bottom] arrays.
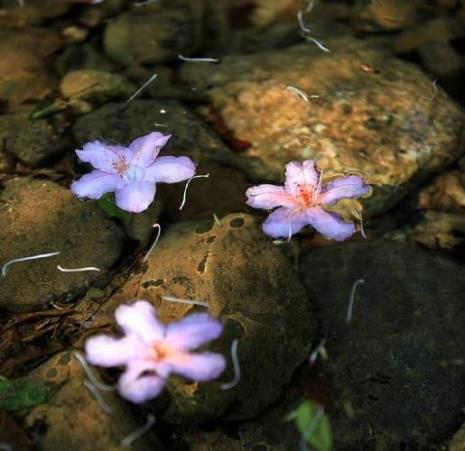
[[306, 207, 355, 241], [114, 301, 165, 344], [85, 334, 146, 367], [284, 160, 319, 196], [118, 362, 166, 404], [246, 184, 295, 210], [165, 313, 223, 351], [168, 352, 226, 381], [262, 207, 308, 238], [71, 171, 126, 199], [114, 181, 156, 213], [144, 156, 196, 183], [318, 175, 371, 205], [129, 132, 171, 168], [76, 141, 128, 173]]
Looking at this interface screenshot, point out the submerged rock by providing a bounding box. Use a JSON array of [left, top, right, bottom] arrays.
[[0, 110, 68, 167], [103, 2, 202, 65], [181, 37, 465, 217], [299, 240, 465, 449], [408, 168, 465, 250], [0, 28, 63, 108], [0, 179, 124, 312], [60, 69, 136, 105], [101, 213, 314, 423], [24, 351, 162, 451]]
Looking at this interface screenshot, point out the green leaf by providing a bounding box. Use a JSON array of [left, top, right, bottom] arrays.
[[0, 377, 58, 411], [286, 400, 333, 451], [97, 194, 132, 224]]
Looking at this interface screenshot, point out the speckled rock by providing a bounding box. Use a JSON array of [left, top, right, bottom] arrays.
[[72, 100, 248, 226], [24, 351, 162, 451], [103, 1, 203, 65], [60, 69, 136, 104], [299, 240, 465, 449], [0, 110, 68, 167], [181, 37, 465, 217], [0, 178, 124, 312], [100, 213, 314, 423], [409, 168, 465, 249]]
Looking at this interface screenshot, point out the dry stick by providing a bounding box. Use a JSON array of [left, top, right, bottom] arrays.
[[73, 351, 117, 392], [57, 265, 100, 273], [178, 54, 220, 63], [143, 223, 161, 262], [83, 380, 113, 414], [179, 174, 210, 210], [1, 308, 74, 332], [126, 74, 158, 103], [161, 295, 209, 308], [121, 414, 156, 448], [1, 251, 60, 276], [221, 339, 240, 390], [346, 279, 365, 324]]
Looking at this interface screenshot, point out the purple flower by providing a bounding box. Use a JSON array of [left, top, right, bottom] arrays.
[[85, 300, 225, 404], [246, 160, 371, 241], [71, 132, 196, 213]]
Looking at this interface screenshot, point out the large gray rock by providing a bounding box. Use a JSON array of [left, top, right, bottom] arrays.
[[299, 240, 465, 449], [0, 178, 124, 312]]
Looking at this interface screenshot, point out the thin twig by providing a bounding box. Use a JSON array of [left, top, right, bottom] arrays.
[[74, 351, 117, 392], [161, 295, 209, 308], [57, 265, 100, 273], [121, 414, 156, 448], [143, 224, 161, 262], [178, 55, 220, 63], [1, 251, 60, 276], [126, 74, 158, 103], [83, 379, 113, 414], [221, 339, 240, 390], [179, 174, 210, 210], [346, 279, 365, 324]]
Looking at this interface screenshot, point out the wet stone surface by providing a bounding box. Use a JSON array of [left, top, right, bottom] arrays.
[[0, 178, 124, 312], [0, 109, 68, 168], [299, 239, 465, 449], [100, 213, 315, 423], [181, 37, 465, 217], [24, 351, 162, 451]]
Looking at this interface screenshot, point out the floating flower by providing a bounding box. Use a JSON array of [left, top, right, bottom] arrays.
[[85, 300, 225, 403], [246, 160, 371, 241], [71, 132, 196, 213]]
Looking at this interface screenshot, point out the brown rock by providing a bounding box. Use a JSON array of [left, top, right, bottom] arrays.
[[0, 178, 124, 312], [101, 213, 314, 423], [181, 37, 465, 217], [0, 28, 63, 108], [24, 351, 162, 451]]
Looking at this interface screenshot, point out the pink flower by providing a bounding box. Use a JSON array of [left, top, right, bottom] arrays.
[[246, 160, 371, 241], [71, 132, 196, 213], [85, 300, 225, 404]]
